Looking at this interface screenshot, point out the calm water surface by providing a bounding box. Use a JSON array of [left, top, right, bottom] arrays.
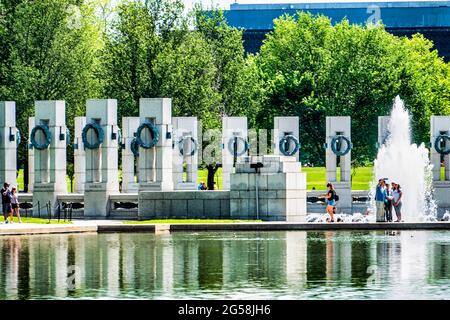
[[0, 230, 449, 299]]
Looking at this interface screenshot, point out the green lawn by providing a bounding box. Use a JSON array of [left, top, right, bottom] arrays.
[[302, 166, 373, 191], [124, 219, 261, 224], [4, 217, 71, 224], [197, 167, 223, 189]]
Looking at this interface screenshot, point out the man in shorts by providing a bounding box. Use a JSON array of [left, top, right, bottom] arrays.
[[1, 182, 12, 224]]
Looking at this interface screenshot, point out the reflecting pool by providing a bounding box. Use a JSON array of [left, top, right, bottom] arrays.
[[0, 230, 449, 299]]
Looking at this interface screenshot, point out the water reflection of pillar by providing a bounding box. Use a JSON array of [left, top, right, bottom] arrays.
[[161, 235, 174, 295], [222, 236, 247, 287], [106, 234, 120, 297], [429, 239, 450, 279], [134, 236, 157, 294], [338, 235, 352, 283], [172, 238, 199, 291], [325, 231, 334, 283], [84, 235, 101, 293], [121, 235, 135, 291], [27, 237, 35, 297], [285, 232, 307, 289], [187, 241, 199, 290], [369, 232, 378, 267], [396, 231, 428, 298], [54, 235, 69, 298], [28, 236, 53, 297], [222, 240, 232, 287], [4, 237, 20, 299], [74, 235, 86, 291]]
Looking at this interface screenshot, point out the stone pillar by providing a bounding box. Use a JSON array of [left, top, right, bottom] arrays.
[[326, 116, 352, 212], [28, 117, 35, 192], [73, 117, 86, 193], [273, 116, 300, 162], [172, 117, 198, 190], [138, 98, 173, 191], [230, 155, 307, 222], [0, 101, 18, 188], [378, 116, 390, 147], [222, 117, 248, 190], [122, 117, 140, 193], [430, 116, 450, 214], [32, 101, 68, 216], [84, 99, 119, 217]]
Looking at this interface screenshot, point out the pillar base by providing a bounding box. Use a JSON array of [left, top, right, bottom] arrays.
[[433, 181, 450, 218], [32, 183, 66, 217], [333, 182, 352, 214], [122, 182, 139, 193], [84, 182, 117, 217], [84, 190, 111, 217], [139, 181, 173, 192]]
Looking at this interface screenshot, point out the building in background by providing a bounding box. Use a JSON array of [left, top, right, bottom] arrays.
[[223, 1, 450, 61]]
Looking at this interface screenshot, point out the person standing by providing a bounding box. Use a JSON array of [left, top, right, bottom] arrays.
[[10, 187, 22, 223], [392, 182, 403, 222], [1, 182, 12, 224], [384, 183, 394, 222], [375, 179, 387, 222], [322, 183, 336, 222]]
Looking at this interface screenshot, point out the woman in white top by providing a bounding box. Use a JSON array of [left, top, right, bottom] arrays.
[[10, 187, 22, 223], [392, 182, 402, 222]]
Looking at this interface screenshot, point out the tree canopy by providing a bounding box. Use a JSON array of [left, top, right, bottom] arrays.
[[256, 13, 450, 165]]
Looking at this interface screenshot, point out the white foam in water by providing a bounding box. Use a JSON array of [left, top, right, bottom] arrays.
[[372, 96, 437, 222]]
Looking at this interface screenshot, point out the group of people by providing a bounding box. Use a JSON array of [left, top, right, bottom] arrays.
[[197, 181, 217, 190], [320, 180, 403, 223], [1, 182, 22, 224], [197, 181, 208, 190], [375, 178, 403, 222]]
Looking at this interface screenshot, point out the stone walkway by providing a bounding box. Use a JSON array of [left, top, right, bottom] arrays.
[[0, 220, 449, 236]]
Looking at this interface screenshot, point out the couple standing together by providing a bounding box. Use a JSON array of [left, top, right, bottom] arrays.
[[1, 182, 22, 224], [375, 179, 403, 222]]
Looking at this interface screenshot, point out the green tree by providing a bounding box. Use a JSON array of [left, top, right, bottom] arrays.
[[0, 0, 103, 190], [195, 8, 261, 124], [154, 32, 220, 123], [195, 8, 263, 189], [101, 0, 187, 122], [256, 12, 450, 166]]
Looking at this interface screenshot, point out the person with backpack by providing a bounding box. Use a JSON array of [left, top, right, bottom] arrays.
[[322, 182, 338, 222]]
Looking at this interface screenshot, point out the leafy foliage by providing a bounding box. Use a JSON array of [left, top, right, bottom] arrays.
[[256, 13, 450, 165]]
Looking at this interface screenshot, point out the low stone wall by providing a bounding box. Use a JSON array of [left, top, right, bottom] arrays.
[[230, 172, 307, 221], [138, 191, 230, 219], [230, 156, 307, 222]]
